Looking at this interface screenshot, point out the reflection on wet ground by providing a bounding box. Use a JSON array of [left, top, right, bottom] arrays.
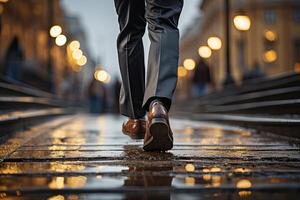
[[0, 114, 300, 199]]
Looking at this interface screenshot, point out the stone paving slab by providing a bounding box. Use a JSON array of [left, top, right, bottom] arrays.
[[0, 114, 300, 199]]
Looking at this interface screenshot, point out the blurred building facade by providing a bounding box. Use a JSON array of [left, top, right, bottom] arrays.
[[179, 0, 300, 93], [0, 0, 94, 101]]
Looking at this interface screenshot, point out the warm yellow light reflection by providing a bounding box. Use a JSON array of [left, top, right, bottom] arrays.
[[203, 174, 211, 181], [263, 50, 277, 63], [183, 59, 196, 70], [77, 55, 87, 66], [184, 127, 194, 135], [48, 195, 65, 200], [94, 69, 111, 83], [67, 176, 87, 188], [238, 191, 252, 197], [178, 66, 188, 77], [233, 15, 251, 31], [72, 49, 83, 60], [234, 168, 251, 173], [185, 177, 196, 186], [0, 0, 9, 2], [236, 179, 252, 189], [198, 46, 212, 58], [210, 167, 221, 173], [211, 175, 221, 187], [264, 30, 277, 41], [185, 164, 195, 172], [55, 34, 67, 46], [69, 40, 80, 51], [207, 37, 222, 50], [48, 177, 65, 189], [50, 25, 62, 38]]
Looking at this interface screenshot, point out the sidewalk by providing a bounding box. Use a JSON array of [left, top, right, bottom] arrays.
[[0, 114, 300, 199]]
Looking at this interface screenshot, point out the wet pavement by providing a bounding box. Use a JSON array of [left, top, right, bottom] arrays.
[[0, 114, 300, 199]]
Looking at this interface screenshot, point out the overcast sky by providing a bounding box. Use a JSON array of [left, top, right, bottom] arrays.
[[62, 0, 201, 77]]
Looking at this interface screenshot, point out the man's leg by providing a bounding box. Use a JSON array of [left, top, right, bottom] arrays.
[[143, 0, 183, 111], [114, 0, 146, 119], [143, 0, 183, 151]]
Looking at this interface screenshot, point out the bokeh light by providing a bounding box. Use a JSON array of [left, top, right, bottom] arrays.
[[264, 30, 277, 41], [198, 46, 212, 58], [50, 25, 62, 38], [185, 164, 195, 172], [69, 40, 80, 51], [233, 15, 251, 31], [207, 36, 222, 50], [263, 50, 277, 63], [183, 59, 196, 70], [72, 49, 83, 60], [94, 69, 111, 83], [55, 34, 67, 46], [77, 55, 87, 66], [236, 179, 252, 188]]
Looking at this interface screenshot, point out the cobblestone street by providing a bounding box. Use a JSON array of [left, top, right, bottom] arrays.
[[0, 114, 299, 199]]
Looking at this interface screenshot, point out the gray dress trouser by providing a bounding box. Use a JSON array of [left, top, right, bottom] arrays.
[[114, 0, 183, 119]]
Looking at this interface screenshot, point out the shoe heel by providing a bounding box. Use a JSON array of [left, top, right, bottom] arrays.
[[143, 117, 172, 151]]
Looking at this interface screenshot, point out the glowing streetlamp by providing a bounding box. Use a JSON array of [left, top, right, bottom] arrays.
[[50, 25, 62, 38], [94, 69, 111, 83], [77, 55, 87, 66], [263, 50, 277, 63], [183, 59, 196, 70], [72, 49, 83, 60], [55, 34, 67, 46], [264, 30, 277, 42], [69, 40, 80, 51], [198, 46, 212, 59], [233, 15, 251, 31], [207, 37, 222, 50]]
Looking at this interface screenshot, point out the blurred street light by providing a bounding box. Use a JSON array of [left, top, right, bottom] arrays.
[[183, 59, 196, 70], [69, 40, 80, 51], [207, 37, 222, 50], [233, 15, 251, 31], [77, 55, 87, 66], [198, 46, 212, 59], [72, 49, 83, 60], [55, 34, 67, 46], [264, 30, 277, 42], [263, 50, 277, 63], [94, 69, 111, 83], [178, 66, 188, 77], [50, 25, 62, 38]]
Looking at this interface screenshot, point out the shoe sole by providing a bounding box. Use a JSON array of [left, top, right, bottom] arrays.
[[143, 118, 173, 151]]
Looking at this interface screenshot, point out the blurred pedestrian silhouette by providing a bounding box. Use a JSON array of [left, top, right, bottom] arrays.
[[4, 37, 24, 81], [244, 61, 265, 81], [192, 59, 212, 96], [88, 78, 107, 113]]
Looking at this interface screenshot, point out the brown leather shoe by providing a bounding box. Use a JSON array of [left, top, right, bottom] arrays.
[[143, 100, 173, 151], [122, 118, 146, 139]]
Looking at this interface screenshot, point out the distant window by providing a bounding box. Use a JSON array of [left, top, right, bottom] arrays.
[[264, 10, 276, 25], [293, 10, 300, 24]]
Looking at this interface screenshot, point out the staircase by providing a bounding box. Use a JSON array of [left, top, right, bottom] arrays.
[[173, 72, 300, 138], [0, 76, 77, 135]]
